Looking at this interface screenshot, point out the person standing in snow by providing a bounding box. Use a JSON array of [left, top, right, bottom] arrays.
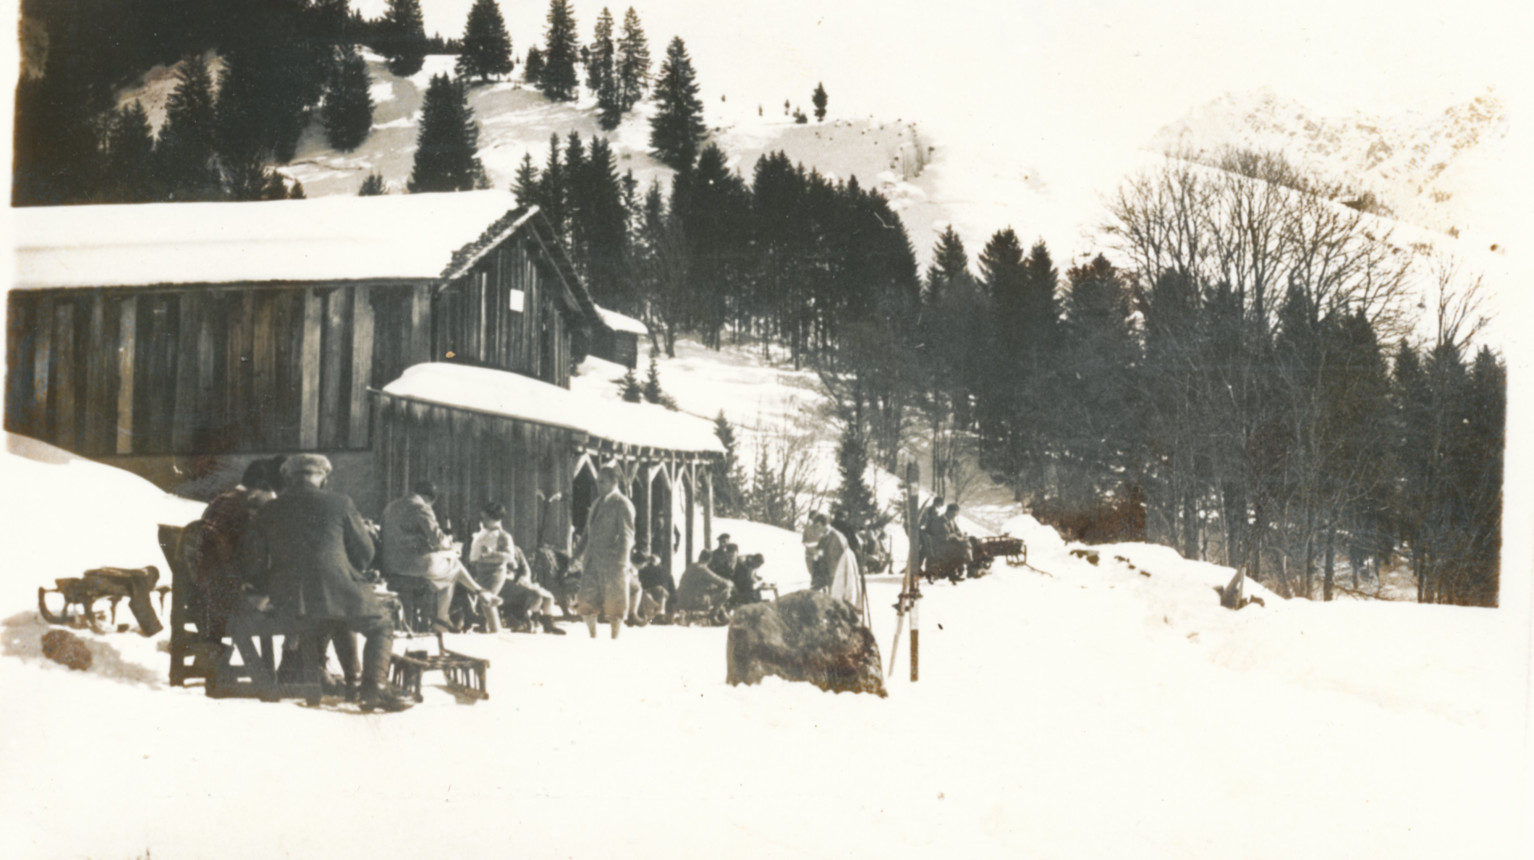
[[804, 513, 864, 612], [918, 495, 946, 564], [241, 455, 412, 712], [576, 464, 635, 639]]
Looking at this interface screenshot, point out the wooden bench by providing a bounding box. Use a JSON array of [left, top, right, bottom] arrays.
[[208, 601, 322, 705]]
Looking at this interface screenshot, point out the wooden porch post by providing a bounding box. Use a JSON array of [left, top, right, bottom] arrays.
[[702, 467, 714, 551], [684, 463, 695, 564]]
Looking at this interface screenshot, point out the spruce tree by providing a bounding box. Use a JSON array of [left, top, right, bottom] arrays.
[[156, 54, 222, 201], [537, 133, 567, 234], [407, 73, 487, 193], [511, 152, 539, 204], [619, 368, 642, 402], [591, 9, 623, 129], [104, 101, 157, 203], [525, 46, 545, 84], [831, 421, 878, 533], [648, 36, 707, 169], [812, 82, 827, 122], [587, 8, 616, 93], [359, 172, 388, 195], [712, 411, 747, 516], [382, 0, 428, 77], [642, 352, 664, 403], [539, 0, 580, 101], [457, 0, 514, 83], [323, 45, 375, 151], [616, 7, 651, 111]]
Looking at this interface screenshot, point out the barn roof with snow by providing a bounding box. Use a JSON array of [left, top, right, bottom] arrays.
[[381, 363, 722, 456], [13, 191, 535, 289]]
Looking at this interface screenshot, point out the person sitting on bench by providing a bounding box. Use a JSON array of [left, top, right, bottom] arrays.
[[380, 480, 500, 632], [195, 458, 281, 641], [242, 455, 412, 712], [469, 501, 563, 635]]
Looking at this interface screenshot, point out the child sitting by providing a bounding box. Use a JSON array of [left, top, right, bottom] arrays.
[[469, 502, 564, 635]]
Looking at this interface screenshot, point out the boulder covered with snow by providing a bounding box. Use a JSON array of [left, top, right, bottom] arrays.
[[726, 590, 886, 697]]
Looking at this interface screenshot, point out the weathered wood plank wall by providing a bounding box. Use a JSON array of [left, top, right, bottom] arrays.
[[4, 281, 431, 457]]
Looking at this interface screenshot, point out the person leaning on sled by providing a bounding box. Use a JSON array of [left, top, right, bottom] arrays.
[[241, 455, 413, 712]]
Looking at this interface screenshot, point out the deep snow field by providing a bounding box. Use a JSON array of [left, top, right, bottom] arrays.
[[1, 340, 1530, 858]]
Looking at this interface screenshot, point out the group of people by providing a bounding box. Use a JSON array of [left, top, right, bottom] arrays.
[[919, 496, 973, 571], [195, 454, 415, 712]]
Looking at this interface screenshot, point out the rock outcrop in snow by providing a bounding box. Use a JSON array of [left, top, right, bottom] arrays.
[[726, 590, 886, 697]]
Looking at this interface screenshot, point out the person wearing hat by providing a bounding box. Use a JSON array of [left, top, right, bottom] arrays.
[[242, 454, 411, 712]]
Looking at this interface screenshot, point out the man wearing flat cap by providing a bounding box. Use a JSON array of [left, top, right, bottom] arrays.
[[243, 454, 411, 712]]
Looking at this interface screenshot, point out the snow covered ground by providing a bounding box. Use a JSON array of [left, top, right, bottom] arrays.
[[0, 467, 1526, 860], [1, 354, 1529, 859]]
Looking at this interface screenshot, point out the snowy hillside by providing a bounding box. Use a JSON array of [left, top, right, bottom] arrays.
[[1152, 88, 1513, 248]]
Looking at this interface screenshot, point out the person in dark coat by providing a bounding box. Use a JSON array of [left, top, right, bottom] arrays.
[[194, 458, 280, 641], [576, 464, 635, 639], [243, 455, 411, 713], [729, 553, 768, 606], [709, 535, 737, 580]]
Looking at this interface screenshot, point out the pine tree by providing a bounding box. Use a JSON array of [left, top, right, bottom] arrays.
[[457, 0, 514, 83], [525, 46, 545, 84], [323, 45, 375, 151], [619, 368, 642, 402], [511, 152, 539, 204], [359, 173, 388, 195], [616, 7, 651, 111], [587, 8, 615, 93], [642, 352, 664, 403], [712, 411, 747, 516], [812, 82, 827, 122], [591, 9, 623, 129], [104, 101, 157, 203], [381, 0, 428, 77], [648, 37, 707, 169], [407, 74, 487, 193], [539, 0, 580, 101], [156, 54, 222, 201], [537, 133, 567, 234], [831, 421, 878, 533]]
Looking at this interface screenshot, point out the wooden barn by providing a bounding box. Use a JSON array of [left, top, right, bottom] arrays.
[[5, 191, 716, 560], [591, 305, 649, 369]]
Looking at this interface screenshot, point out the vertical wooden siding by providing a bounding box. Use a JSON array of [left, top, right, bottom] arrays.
[[375, 395, 574, 552], [431, 235, 579, 388], [4, 281, 431, 457]]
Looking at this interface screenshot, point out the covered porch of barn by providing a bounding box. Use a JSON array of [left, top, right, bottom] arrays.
[[372, 363, 723, 579]]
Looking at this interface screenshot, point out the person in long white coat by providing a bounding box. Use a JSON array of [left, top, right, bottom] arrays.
[[803, 514, 866, 622]]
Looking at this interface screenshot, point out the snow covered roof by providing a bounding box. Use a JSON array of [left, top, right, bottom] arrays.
[[380, 363, 724, 456], [595, 304, 649, 336], [12, 191, 523, 289]]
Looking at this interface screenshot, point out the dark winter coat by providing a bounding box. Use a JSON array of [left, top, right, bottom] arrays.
[[243, 484, 389, 622], [380, 493, 447, 578]]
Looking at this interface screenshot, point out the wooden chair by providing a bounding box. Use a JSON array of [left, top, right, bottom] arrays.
[[159, 523, 219, 687]]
